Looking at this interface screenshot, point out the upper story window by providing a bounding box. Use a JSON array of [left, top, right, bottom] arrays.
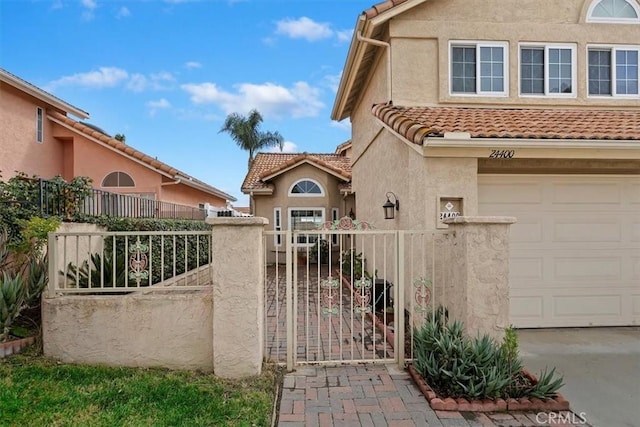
[[589, 46, 639, 96], [102, 171, 135, 187], [519, 44, 577, 97], [289, 179, 324, 197], [588, 0, 640, 23], [450, 41, 509, 96], [36, 107, 43, 143]]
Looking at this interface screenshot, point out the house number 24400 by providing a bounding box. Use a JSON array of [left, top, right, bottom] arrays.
[[489, 149, 515, 159]]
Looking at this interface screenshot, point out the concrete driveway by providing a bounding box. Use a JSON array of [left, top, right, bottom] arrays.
[[518, 327, 639, 427]]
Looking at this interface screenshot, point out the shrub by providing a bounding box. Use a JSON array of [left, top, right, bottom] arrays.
[[413, 311, 564, 400], [0, 218, 55, 342]]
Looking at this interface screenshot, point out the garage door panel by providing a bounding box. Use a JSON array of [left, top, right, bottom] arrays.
[[633, 222, 640, 242], [479, 175, 640, 328], [552, 183, 622, 204], [554, 295, 622, 317], [552, 219, 621, 242], [554, 257, 621, 280], [630, 184, 640, 203], [478, 183, 542, 204], [511, 296, 543, 319], [511, 257, 544, 280], [511, 221, 543, 243]]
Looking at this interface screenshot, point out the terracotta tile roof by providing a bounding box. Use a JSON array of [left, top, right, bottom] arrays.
[[363, 0, 410, 19], [242, 153, 352, 192], [335, 140, 352, 155], [48, 111, 236, 201], [372, 104, 640, 144]]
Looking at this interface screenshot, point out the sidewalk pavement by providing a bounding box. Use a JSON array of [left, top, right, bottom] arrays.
[[277, 364, 590, 427]]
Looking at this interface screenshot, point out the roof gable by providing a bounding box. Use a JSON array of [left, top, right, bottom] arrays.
[[242, 153, 352, 194], [48, 111, 236, 202], [0, 68, 89, 119]]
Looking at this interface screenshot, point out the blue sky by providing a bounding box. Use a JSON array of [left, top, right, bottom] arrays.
[[0, 0, 371, 205]]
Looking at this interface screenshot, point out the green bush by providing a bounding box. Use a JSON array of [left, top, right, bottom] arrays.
[[0, 219, 54, 342], [62, 218, 211, 288], [413, 309, 564, 400]]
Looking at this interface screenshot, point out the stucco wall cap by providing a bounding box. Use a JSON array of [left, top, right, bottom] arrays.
[[444, 216, 517, 225], [206, 217, 269, 226]]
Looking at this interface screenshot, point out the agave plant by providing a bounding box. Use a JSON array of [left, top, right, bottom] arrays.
[[413, 308, 564, 400], [0, 226, 49, 342], [63, 250, 127, 288]]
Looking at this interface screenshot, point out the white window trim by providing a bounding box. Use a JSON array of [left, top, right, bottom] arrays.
[[331, 208, 339, 246], [449, 40, 510, 97], [587, 44, 640, 98], [518, 43, 577, 98], [36, 107, 43, 144], [288, 178, 325, 197], [586, 0, 640, 24], [102, 171, 136, 187], [288, 207, 325, 247], [274, 207, 282, 247]]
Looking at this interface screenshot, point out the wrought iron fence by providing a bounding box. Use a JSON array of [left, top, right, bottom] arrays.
[[262, 217, 454, 369], [48, 230, 213, 294], [38, 178, 209, 220]]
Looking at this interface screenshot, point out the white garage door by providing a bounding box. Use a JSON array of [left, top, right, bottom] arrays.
[[478, 175, 640, 328]]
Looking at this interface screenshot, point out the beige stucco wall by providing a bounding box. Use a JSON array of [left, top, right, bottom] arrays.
[[442, 217, 516, 340], [252, 163, 350, 263], [42, 290, 214, 371], [0, 83, 65, 179], [208, 217, 265, 377], [53, 223, 106, 292], [388, 0, 640, 108]]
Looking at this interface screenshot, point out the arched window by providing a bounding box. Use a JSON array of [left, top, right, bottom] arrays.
[[288, 179, 324, 197], [588, 0, 640, 22], [102, 171, 135, 187]]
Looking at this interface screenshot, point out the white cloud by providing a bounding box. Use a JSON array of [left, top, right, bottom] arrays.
[[116, 6, 130, 18], [146, 98, 171, 116], [324, 73, 342, 93], [126, 71, 175, 92], [185, 61, 202, 69], [80, 0, 97, 20], [330, 120, 351, 132], [47, 67, 129, 90], [275, 17, 332, 42], [268, 141, 298, 153], [336, 29, 353, 43], [47, 67, 175, 92], [147, 98, 171, 109], [181, 81, 324, 119], [51, 0, 64, 10]]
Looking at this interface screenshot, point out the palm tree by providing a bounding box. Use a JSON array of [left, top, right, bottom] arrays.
[[219, 109, 284, 168]]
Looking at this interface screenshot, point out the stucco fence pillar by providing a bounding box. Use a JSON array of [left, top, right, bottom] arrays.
[[206, 217, 268, 378], [441, 216, 516, 341]]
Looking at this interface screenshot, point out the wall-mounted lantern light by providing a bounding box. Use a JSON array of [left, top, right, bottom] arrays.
[[383, 192, 399, 219]]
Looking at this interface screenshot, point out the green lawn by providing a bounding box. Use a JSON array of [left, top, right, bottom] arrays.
[[0, 353, 280, 427]]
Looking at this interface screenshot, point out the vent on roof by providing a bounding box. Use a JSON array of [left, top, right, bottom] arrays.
[[82, 122, 111, 137]]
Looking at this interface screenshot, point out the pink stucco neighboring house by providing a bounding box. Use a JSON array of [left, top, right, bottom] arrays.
[[0, 68, 235, 209]]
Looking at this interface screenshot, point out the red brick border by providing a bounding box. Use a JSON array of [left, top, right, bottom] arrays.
[[407, 364, 570, 412], [0, 336, 36, 358]]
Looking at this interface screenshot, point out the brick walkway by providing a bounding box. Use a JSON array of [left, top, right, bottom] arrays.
[[277, 364, 591, 427], [265, 265, 395, 364]]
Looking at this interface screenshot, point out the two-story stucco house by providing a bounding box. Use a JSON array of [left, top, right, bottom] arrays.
[[332, 0, 640, 328], [0, 68, 235, 211], [242, 144, 354, 263]]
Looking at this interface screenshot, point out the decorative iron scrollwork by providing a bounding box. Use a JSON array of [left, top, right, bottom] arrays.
[[354, 277, 372, 314], [413, 277, 432, 313], [129, 238, 149, 285], [320, 278, 340, 316]]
